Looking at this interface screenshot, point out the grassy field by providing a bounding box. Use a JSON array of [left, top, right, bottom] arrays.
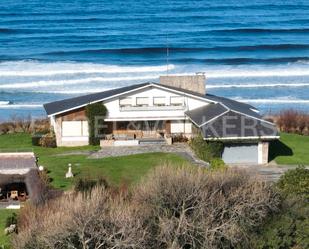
[[0, 133, 188, 189], [270, 132, 309, 165], [0, 133, 189, 247], [0, 132, 308, 247]]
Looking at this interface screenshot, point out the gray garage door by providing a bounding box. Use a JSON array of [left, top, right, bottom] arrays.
[[222, 143, 258, 164]]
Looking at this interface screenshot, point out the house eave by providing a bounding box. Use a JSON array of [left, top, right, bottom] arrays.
[[203, 135, 280, 141], [46, 83, 215, 117]]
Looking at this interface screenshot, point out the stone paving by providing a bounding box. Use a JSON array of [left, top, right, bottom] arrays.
[[89, 143, 209, 167], [228, 164, 309, 181]]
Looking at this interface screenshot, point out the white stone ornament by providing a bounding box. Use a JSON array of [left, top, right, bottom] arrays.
[[65, 163, 74, 178]]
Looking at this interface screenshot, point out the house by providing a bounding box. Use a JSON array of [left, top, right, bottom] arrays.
[[44, 75, 279, 164]]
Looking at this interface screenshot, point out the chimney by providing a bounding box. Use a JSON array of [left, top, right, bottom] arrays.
[[159, 73, 206, 95]]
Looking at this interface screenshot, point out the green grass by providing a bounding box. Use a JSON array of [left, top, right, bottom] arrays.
[[270, 132, 309, 165], [0, 210, 17, 248], [0, 133, 189, 247], [0, 133, 189, 189], [40, 152, 187, 189]]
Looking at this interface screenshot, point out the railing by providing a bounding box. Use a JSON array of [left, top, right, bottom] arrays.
[[120, 105, 186, 111]]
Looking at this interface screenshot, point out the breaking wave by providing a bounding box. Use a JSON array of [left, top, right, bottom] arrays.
[[207, 83, 309, 89], [0, 61, 175, 77], [234, 98, 309, 104], [0, 75, 159, 89], [0, 103, 42, 109]]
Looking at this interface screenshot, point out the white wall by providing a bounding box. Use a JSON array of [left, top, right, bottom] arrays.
[[103, 87, 208, 121], [170, 120, 192, 134], [62, 121, 88, 137]]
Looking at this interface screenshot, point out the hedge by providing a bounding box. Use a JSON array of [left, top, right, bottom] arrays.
[[85, 103, 107, 145]]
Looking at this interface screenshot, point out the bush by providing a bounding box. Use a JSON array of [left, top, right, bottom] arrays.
[[189, 134, 223, 162], [252, 167, 309, 249], [74, 177, 109, 193], [252, 196, 309, 249], [277, 166, 309, 199], [172, 133, 188, 143], [209, 158, 227, 171], [39, 133, 56, 148], [134, 166, 280, 249], [12, 166, 280, 249], [31, 133, 43, 146], [5, 212, 18, 228], [85, 103, 107, 145], [276, 109, 309, 135]]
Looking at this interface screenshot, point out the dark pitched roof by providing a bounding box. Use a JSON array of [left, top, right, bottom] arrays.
[[185, 103, 228, 126], [200, 111, 279, 140], [44, 82, 149, 115], [44, 81, 262, 123], [204, 94, 261, 119]]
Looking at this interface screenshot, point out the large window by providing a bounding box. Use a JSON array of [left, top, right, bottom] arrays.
[[170, 96, 184, 106], [62, 121, 88, 137], [153, 97, 166, 106], [136, 97, 149, 107]]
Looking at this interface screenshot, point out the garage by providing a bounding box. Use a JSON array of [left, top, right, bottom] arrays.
[[222, 143, 258, 164]]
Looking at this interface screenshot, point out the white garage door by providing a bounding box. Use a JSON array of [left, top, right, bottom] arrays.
[[222, 144, 258, 164]]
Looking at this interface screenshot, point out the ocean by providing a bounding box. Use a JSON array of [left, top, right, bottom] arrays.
[[0, 0, 308, 120]]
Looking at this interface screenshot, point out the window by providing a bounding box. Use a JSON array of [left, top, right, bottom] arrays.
[[62, 121, 88, 137], [153, 97, 166, 106], [136, 97, 149, 107], [119, 97, 132, 107], [170, 96, 184, 106]]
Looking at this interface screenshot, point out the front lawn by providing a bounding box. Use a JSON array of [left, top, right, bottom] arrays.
[[270, 132, 309, 165], [0, 133, 190, 247], [0, 133, 189, 189]]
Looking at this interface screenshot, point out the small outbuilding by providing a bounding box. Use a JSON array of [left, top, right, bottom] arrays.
[[0, 152, 40, 207]]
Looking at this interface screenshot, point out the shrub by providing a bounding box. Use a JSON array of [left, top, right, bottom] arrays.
[[39, 133, 56, 148], [0, 122, 11, 134], [134, 166, 280, 249], [85, 103, 107, 145], [276, 109, 309, 135], [209, 158, 227, 171], [74, 177, 109, 193], [5, 212, 18, 228], [13, 166, 280, 249], [13, 187, 147, 249], [252, 167, 309, 248], [252, 196, 309, 249], [172, 133, 188, 143], [31, 133, 43, 146], [276, 166, 309, 199], [189, 134, 223, 162]]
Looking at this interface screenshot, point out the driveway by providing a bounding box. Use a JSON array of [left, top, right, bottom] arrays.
[[228, 164, 306, 181]]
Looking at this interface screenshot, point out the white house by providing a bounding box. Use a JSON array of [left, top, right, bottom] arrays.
[[44, 75, 279, 164]]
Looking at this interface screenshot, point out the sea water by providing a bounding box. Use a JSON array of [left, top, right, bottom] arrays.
[[0, 0, 308, 120]]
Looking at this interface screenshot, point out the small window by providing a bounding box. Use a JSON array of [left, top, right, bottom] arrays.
[[119, 97, 132, 107], [170, 96, 184, 106], [136, 97, 149, 107], [153, 97, 166, 106]]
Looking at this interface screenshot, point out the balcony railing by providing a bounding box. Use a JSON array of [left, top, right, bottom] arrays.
[[120, 105, 186, 111]]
